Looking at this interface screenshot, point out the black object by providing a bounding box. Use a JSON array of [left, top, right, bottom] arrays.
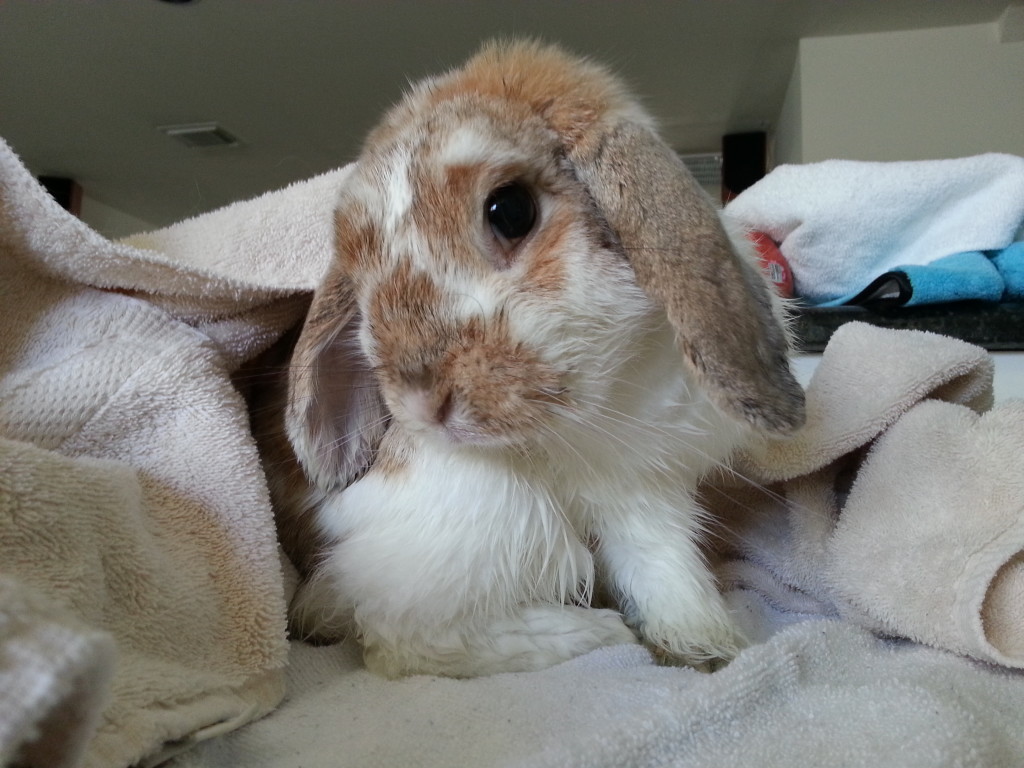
[[38, 176, 81, 214], [722, 131, 767, 199], [794, 302, 1024, 352]]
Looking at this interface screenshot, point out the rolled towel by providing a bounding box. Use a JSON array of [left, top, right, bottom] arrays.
[[817, 250, 1005, 308], [992, 241, 1024, 300], [724, 154, 1024, 304], [825, 398, 1024, 668]]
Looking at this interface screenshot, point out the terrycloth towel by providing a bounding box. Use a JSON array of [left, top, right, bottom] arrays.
[[714, 322, 1024, 668], [817, 250, 1005, 308], [168, 623, 1024, 768], [724, 154, 1024, 304], [994, 241, 1024, 300], [0, 135, 347, 768], [6, 123, 1024, 768], [167, 322, 1024, 768]]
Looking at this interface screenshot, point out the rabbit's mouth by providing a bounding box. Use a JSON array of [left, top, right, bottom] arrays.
[[386, 369, 570, 449], [366, 265, 572, 449]]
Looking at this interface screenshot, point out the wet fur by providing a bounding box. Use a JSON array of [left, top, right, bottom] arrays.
[[272, 40, 804, 678]]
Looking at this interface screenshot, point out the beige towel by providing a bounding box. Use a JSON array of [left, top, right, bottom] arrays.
[[0, 136, 345, 767], [712, 321, 1024, 668], [6, 123, 1024, 768]]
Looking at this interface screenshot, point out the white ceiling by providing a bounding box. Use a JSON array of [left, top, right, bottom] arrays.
[[0, 0, 1012, 229]]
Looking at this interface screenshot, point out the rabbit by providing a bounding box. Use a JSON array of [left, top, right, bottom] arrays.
[[270, 39, 805, 679]]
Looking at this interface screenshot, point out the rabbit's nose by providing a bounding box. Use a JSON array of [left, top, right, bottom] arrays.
[[398, 385, 440, 428], [396, 380, 457, 433]]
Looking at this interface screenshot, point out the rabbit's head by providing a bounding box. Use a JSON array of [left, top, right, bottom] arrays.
[[288, 40, 804, 489]]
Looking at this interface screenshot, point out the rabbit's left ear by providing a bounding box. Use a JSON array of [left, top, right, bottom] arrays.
[[569, 120, 804, 434], [285, 264, 390, 490]]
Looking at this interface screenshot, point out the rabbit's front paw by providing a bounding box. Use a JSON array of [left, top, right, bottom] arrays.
[[636, 598, 743, 669]]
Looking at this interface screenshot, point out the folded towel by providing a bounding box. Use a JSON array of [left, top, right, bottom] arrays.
[[0, 575, 115, 768], [0, 135, 346, 767], [818, 250, 1006, 308], [713, 322, 1024, 668], [724, 154, 1024, 304], [993, 241, 1024, 300]]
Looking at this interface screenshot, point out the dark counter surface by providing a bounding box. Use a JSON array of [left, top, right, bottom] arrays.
[[793, 302, 1024, 353]]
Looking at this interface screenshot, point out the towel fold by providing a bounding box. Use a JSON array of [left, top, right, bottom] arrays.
[[710, 322, 1024, 669], [170, 614, 1024, 768], [993, 241, 1024, 300], [5, 125, 1024, 768], [0, 575, 116, 768], [0, 135, 346, 768], [724, 154, 1024, 304], [818, 250, 1005, 308], [826, 397, 1024, 665]]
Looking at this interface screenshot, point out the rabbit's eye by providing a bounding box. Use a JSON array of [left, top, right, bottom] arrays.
[[485, 182, 537, 252]]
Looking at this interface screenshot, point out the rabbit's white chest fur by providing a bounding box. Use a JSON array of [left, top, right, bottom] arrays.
[[294, 319, 747, 678]]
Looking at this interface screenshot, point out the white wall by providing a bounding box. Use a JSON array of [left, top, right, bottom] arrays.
[[79, 195, 155, 239], [773, 55, 803, 166], [775, 22, 1024, 165]]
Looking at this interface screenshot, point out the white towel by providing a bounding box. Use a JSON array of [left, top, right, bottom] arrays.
[[724, 154, 1024, 303], [170, 618, 1024, 768]]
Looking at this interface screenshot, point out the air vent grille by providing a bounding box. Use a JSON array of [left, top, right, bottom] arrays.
[[159, 122, 240, 148], [680, 152, 722, 188]]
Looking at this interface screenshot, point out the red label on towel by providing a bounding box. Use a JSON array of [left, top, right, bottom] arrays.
[[749, 231, 794, 298]]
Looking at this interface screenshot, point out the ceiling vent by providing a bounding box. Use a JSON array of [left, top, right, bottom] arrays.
[[680, 152, 722, 189], [159, 122, 240, 149]]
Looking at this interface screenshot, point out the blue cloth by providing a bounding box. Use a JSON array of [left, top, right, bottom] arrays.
[[992, 241, 1024, 300], [817, 246, 1022, 308]]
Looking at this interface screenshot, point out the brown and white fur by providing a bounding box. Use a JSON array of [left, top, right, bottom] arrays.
[[273, 40, 804, 678]]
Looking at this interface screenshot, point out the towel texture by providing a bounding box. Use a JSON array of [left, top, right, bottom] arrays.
[[724, 154, 1024, 304], [994, 241, 1024, 300], [817, 250, 1006, 308], [5, 129, 1024, 768], [717, 322, 1024, 669], [170, 610, 1024, 768], [0, 135, 345, 767], [168, 322, 1024, 768]]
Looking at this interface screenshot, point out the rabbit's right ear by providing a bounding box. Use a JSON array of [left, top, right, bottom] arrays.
[[566, 121, 805, 435], [286, 264, 389, 490], [448, 41, 803, 435]]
